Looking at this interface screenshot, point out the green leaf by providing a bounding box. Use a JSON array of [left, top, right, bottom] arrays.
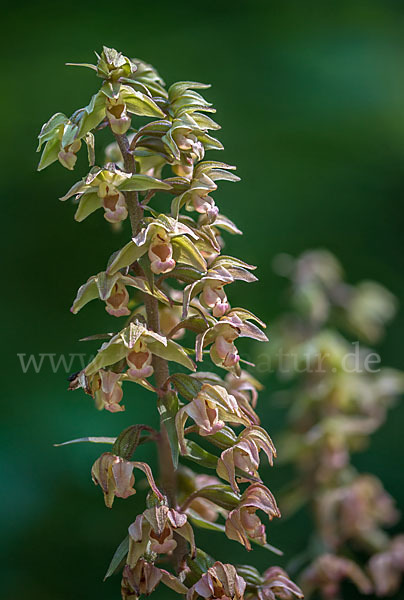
[[54, 436, 116, 447], [122, 88, 165, 118], [170, 373, 202, 401], [158, 391, 180, 468], [85, 335, 127, 375], [37, 137, 60, 171], [71, 276, 99, 313], [193, 485, 240, 510], [172, 237, 207, 272], [183, 440, 218, 469], [78, 92, 107, 138], [74, 193, 102, 222], [112, 425, 142, 460], [104, 535, 129, 580], [37, 113, 67, 147], [168, 81, 211, 102], [188, 511, 226, 532], [106, 241, 149, 275], [148, 339, 196, 371], [118, 174, 171, 192]]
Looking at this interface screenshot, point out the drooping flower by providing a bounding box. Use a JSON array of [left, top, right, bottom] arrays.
[[176, 384, 252, 453], [201, 282, 230, 317], [187, 561, 246, 600], [91, 453, 162, 509], [58, 138, 82, 170], [248, 567, 303, 600], [121, 559, 188, 600], [196, 310, 267, 375], [93, 369, 124, 412], [224, 371, 263, 425], [121, 560, 162, 599], [127, 505, 195, 567], [225, 483, 280, 550], [368, 535, 404, 597], [217, 427, 276, 493], [300, 554, 372, 599], [317, 474, 399, 550], [91, 452, 136, 508]]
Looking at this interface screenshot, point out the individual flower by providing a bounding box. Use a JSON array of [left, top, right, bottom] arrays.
[[93, 369, 124, 412], [121, 560, 162, 599], [201, 282, 230, 317], [70, 270, 170, 317], [58, 138, 82, 170], [187, 561, 246, 600], [148, 228, 176, 274], [127, 505, 195, 567], [176, 384, 252, 453], [182, 257, 257, 319], [91, 452, 136, 508], [171, 160, 240, 223], [300, 554, 372, 599], [368, 535, 404, 596], [126, 338, 154, 380], [121, 559, 188, 600], [97, 179, 128, 223], [224, 371, 263, 425], [196, 310, 267, 375], [317, 475, 399, 550], [85, 321, 195, 386], [60, 165, 171, 223], [217, 427, 276, 492], [91, 453, 162, 509], [105, 213, 206, 276], [106, 98, 131, 134], [225, 483, 280, 550], [245, 567, 303, 600]]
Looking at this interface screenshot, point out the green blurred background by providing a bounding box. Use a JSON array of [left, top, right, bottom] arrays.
[[2, 0, 404, 598]]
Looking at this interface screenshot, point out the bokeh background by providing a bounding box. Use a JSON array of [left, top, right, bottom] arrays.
[[2, 1, 404, 598]]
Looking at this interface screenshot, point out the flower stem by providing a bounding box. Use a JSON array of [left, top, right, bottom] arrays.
[[114, 131, 179, 508]]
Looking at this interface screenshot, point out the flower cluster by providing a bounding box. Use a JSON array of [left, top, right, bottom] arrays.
[[268, 251, 404, 598], [39, 47, 302, 600]]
